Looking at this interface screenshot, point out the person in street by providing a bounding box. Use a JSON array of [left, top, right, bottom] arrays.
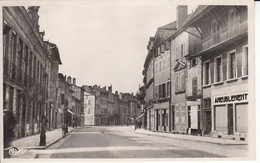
[[39, 115, 48, 146], [3, 100, 16, 158]]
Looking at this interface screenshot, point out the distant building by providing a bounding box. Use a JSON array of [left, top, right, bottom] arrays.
[[83, 89, 95, 126]]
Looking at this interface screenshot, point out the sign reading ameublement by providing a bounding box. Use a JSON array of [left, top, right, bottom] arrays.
[[214, 93, 248, 104]]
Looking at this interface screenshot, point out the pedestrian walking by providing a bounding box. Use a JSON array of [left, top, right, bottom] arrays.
[[3, 100, 16, 158]]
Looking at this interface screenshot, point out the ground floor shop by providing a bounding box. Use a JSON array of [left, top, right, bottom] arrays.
[[153, 102, 170, 132], [186, 100, 201, 135], [211, 83, 248, 140]]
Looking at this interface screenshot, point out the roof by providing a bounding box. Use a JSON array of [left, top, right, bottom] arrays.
[[153, 21, 177, 48]]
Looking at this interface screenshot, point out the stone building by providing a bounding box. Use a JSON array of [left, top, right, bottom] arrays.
[[183, 6, 248, 139], [3, 6, 61, 139]]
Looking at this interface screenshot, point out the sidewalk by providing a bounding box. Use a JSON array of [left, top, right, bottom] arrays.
[[134, 129, 248, 145], [11, 127, 75, 150]]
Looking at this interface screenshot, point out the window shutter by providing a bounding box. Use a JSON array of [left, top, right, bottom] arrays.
[[181, 73, 185, 91], [192, 77, 197, 95]]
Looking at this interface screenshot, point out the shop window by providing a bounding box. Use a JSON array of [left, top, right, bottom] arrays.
[[203, 61, 210, 85], [214, 56, 222, 82], [235, 103, 248, 133], [227, 51, 237, 79], [242, 45, 248, 76], [214, 105, 227, 131]]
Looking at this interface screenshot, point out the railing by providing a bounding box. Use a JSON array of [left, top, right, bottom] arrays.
[[201, 20, 248, 51], [3, 57, 9, 79]]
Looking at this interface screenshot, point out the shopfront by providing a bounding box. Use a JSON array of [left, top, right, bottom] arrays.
[[212, 92, 248, 140], [154, 102, 169, 132]]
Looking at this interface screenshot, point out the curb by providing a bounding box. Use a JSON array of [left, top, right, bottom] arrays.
[[134, 130, 248, 145]]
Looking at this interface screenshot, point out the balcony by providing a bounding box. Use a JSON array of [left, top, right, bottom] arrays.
[[3, 57, 9, 79], [201, 20, 248, 52]]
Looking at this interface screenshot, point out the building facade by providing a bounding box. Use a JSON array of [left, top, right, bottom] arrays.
[[184, 6, 248, 139], [142, 5, 249, 140], [3, 6, 62, 139]]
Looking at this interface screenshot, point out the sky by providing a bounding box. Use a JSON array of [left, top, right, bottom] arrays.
[[38, 0, 197, 94]]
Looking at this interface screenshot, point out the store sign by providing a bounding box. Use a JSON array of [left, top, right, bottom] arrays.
[[214, 93, 248, 104]]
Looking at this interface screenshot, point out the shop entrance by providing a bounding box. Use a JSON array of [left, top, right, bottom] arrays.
[[156, 110, 159, 131], [205, 111, 211, 134], [228, 104, 234, 135], [172, 106, 175, 131]]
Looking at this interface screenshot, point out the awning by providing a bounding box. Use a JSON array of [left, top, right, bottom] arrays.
[[67, 109, 74, 114]]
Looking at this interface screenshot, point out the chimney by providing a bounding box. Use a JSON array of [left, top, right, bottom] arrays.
[[108, 85, 112, 93], [67, 76, 71, 84], [73, 78, 76, 85], [176, 5, 188, 29]]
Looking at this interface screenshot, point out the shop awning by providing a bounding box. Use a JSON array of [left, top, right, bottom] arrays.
[[67, 109, 74, 114]]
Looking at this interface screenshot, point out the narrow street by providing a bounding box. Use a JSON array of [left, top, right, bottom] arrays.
[[30, 126, 248, 159]]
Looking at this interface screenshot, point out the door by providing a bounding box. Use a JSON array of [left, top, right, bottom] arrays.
[[172, 106, 175, 131], [228, 104, 234, 135], [205, 111, 211, 134], [156, 110, 159, 131]]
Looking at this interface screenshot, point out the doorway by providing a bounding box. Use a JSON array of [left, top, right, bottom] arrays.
[[228, 104, 234, 135]]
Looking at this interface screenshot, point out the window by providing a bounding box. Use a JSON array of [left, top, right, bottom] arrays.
[[162, 83, 166, 98], [159, 85, 162, 98], [228, 51, 236, 79], [204, 61, 210, 85], [242, 46, 248, 76], [61, 94, 65, 104], [175, 73, 185, 93], [165, 41, 170, 50], [215, 57, 222, 82], [88, 108, 90, 114], [192, 77, 197, 95], [88, 100, 91, 105], [191, 58, 197, 67], [161, 44, 165, 53]]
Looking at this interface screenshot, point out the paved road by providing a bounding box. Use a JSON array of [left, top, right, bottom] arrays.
[[34, 126, 248, 159]]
